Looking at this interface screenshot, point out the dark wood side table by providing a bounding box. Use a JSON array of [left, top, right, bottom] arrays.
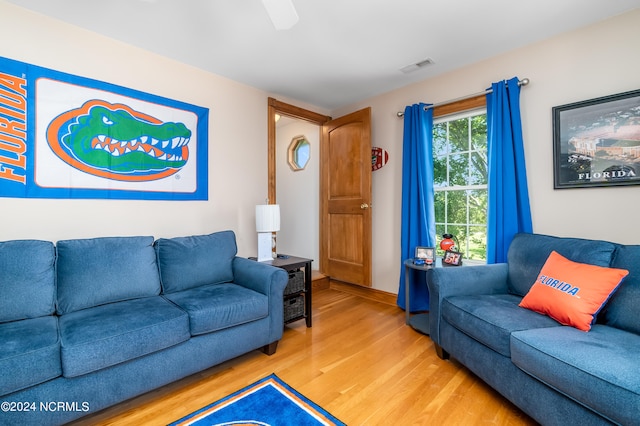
[[404, 258, 436, 335], [257, 255, 313, 327]]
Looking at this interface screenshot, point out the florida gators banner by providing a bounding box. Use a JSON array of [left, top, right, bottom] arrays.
[[0, 56, 208, 200]]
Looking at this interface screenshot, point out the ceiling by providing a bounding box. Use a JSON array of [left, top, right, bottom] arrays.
[[7, 0, 640, 110]]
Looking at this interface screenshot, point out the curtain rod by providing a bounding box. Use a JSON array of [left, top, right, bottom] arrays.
[[396, 78, 529, 117]]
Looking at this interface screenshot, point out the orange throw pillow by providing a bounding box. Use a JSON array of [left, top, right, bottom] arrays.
[[519, 251, 628, 331]]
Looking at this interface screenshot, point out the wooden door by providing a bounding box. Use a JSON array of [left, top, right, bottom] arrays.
[[320, 107, 372, 286]]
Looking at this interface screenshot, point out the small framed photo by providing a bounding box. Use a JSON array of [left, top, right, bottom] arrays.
[[414, 246, 435, 265], [442, 250, 463, 267], [553, 89, 640, 189]]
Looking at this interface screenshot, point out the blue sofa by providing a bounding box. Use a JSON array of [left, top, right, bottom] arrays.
[[427, 233, 640, 425], [0, 230, 288, 426]]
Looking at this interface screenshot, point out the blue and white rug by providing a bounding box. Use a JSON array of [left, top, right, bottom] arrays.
[[169, 374, 346, 426]]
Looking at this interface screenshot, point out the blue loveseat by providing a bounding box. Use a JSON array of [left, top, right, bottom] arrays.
[[427, 233, 640, 425], [0, 230, 288, 426]]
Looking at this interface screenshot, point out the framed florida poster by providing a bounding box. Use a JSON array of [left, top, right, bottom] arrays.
[[0, 56, 208, 200], [553, 89, 640, 189]]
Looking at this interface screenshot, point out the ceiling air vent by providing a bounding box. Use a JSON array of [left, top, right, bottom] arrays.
[[400, 58, 435, 74]]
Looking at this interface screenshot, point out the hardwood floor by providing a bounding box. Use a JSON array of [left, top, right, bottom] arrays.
[[71, 288, 537, 425]]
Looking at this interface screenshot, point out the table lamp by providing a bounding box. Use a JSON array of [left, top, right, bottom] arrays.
[[256, 204, 280, 262]]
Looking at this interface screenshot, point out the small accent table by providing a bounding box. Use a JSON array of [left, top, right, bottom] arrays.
[[259, 255, 313, 327], [404, 258, 435, 335]]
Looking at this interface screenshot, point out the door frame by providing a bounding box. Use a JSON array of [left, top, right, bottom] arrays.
[[267, 98, 331, 271], [267, 98, 331, 205]]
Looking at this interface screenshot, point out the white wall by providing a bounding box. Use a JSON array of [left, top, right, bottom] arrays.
[[275, 120, 320, 266], [3, 3, 639, 295], [0, 2, 274, 257], [332, 10, 640, 294]]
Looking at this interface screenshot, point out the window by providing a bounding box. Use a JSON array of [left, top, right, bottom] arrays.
[[433, 108, 488, 261]]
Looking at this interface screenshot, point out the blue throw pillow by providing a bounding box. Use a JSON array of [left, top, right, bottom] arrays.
[[56, 236, 160, 314], [0, 240, 55, 322], [155, 231, 237, 294]]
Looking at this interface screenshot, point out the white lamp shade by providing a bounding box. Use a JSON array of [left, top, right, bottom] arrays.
[[256, 204, 280, 232]]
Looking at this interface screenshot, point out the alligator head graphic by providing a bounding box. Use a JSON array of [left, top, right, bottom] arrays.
[[47, 100, 192, 181]]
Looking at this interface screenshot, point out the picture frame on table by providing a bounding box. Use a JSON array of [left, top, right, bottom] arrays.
[[553, 89, 640, 189], [442, 250, 463, 267], [414, 246, 435, 266]]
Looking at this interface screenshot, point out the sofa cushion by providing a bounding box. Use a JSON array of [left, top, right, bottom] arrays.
[[162, 283, 269, 336], [442, 293, 559, 357], [0, 316, 61, 396], [59, 296, 190, 377], [601, 244, 640, 334], [507, 233, 617, 296], [519, 251, 628, 331], [511, 325, 640, 425], [56, 236, 161, 314], [155, 231, 237, 294], [0, 239, 55, 322]]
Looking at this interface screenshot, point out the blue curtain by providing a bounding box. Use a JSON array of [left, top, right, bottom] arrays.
[[397, 103, 436, 311], [486, 77, 533, 263]]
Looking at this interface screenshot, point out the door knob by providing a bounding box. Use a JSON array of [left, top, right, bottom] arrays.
[[360, 203, 369, 209]]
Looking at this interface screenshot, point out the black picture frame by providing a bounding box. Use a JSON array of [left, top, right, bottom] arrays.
[[553, 89, 640, 189], [442, 250, 463, 267]]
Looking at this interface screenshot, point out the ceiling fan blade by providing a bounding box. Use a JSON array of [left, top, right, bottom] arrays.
[[262, 0, 299, 30]]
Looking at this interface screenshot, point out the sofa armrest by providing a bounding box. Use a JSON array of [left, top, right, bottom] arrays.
[[232, 257, 287, 296], [232, 257, 288, 345], [427, 263, 509, 344]]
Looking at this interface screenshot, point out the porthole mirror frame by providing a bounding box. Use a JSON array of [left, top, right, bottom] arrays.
[[287, 135, 310, 171]]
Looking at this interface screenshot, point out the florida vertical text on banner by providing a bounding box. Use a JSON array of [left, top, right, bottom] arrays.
[[0, 56, 208, 200]]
